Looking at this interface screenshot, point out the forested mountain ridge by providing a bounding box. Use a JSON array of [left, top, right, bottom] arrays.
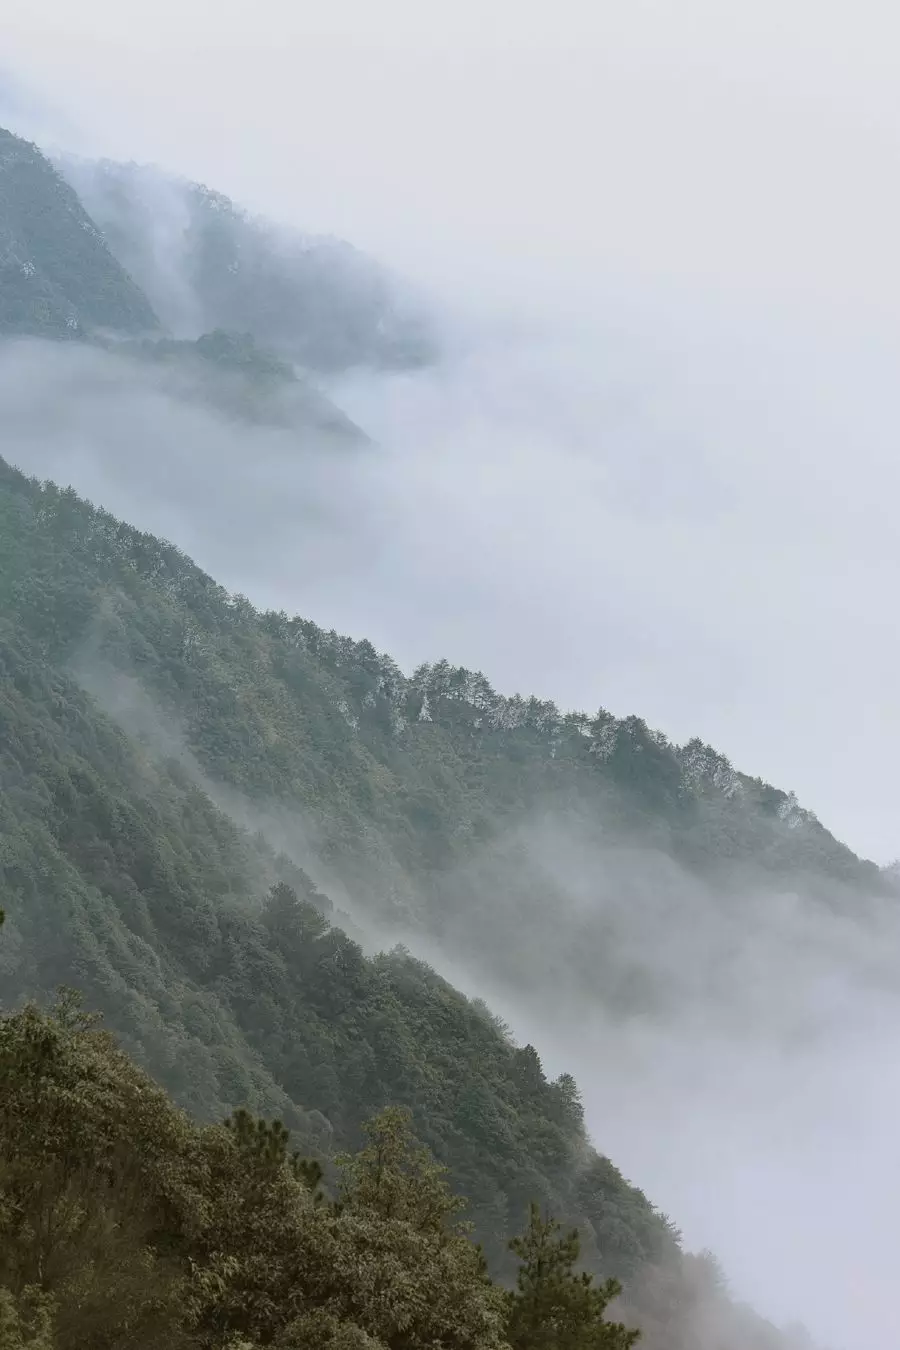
[[58, 155, 438, 372], [0, 456, 831, 1350], [0, 127, 158, 338], [0, 119, 436, 370], [0, 121, 382, 440], [0, 453, 846, 1348]]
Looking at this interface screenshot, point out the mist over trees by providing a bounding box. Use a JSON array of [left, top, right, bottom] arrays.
[[0, 113, 853, 1350], [58, 154, 439, 372], [0, 450, 836, 1350]]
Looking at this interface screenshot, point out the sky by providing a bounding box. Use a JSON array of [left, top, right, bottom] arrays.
[[5, 5, 900, 1345]]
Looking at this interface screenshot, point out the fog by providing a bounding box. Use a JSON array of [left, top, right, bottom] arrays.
[[4, 319, 900, 866], [372, 851, 900, 1350], [373, 825, 900, 1350], [5, 3, 900, 1345]]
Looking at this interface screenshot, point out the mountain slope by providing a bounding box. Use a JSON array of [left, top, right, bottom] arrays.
[[0, 127, 158, 338], [0, 443, 885, 1033], [0, 461, 674, 1266], [0, 125, 371, 439], [0, 452, 852, 1347], [0, 457, 826, 1349], [118, 329, 368, 437], [59, 156, 437, 371]]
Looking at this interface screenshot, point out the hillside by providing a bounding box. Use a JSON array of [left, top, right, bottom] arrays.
[[58, 156, 438, 372], [117, 329, 367, 437], [0, 127, 158, 338], [0, 458, 672, 1261], [0, 125, 375, 437], [0, 990, 654, 1350], [0, 455, 840, 1349]]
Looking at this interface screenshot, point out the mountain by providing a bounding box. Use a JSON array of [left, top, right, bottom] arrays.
[[0, 123, 845, 1350], [0, 457, 674, 1271], [0, 124, 371, 440], [58, 156, 438, 372], [0, 128, 158, 338], [0, 455, 829, 1349], [117, 329, 367, 437]]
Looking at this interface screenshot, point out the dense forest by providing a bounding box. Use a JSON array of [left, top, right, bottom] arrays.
[[0, 119, 842, 1349], [0, 457, 829, 1349], [0, 978, 642, 1350]]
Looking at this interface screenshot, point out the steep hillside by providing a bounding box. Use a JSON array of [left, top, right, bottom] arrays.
[[59, 156, 438, 371], [0, 457, 824, 1349], [0, 395, 883, 1039], [0, 456, 858, 1350], [0, 444, 886, 1041], [118, 329, 367, 436], [0, 128, 158, 338]]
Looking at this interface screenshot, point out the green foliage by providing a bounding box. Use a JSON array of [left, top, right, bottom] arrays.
[[0, 1288, 55, 1350], [0, 994, 195, 1349], [0, 127, 157, 338], [0, 998, 516, 1350], [337, 1107, 467, 1236], [224, 1108, 324, 1197], [506, 1206, 640, 1350]]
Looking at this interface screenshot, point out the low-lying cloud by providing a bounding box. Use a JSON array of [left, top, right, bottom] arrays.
[[350, 814, 900, 1350], [5, 303, 899, 865]]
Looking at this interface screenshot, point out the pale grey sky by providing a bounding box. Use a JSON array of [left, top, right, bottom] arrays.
[[8, 0, 900, 314]]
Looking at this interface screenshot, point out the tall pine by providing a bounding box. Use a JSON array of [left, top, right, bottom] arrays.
[[507, 1204, 640, 1350]]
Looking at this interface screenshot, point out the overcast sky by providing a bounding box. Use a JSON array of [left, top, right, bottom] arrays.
[[5, 3, 900, 869]]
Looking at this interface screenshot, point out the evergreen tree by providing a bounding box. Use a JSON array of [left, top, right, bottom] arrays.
[[506, 1205, 640, 1350]]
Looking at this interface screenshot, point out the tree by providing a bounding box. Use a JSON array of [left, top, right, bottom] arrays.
[[224, 1107, 324, 1199], [0, 993, 192, 1350], [506, 1205, 640, 1350], [0, 1287, 55, 1350], [337, 1106, 465, 1235]]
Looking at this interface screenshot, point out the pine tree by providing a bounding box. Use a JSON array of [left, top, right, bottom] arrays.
[[506, 1204, 640, 1350]]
